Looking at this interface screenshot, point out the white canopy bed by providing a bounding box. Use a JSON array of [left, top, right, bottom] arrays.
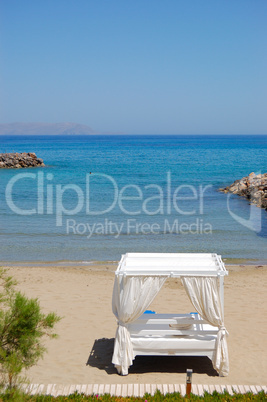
[[112, 253, 229, 376]]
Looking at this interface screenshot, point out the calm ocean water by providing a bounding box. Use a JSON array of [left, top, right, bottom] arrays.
[[0, 135, 267, 263]]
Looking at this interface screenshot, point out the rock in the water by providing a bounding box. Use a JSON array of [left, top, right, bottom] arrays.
[[220, 172, 267, 210], [0, 152, 45, 169]]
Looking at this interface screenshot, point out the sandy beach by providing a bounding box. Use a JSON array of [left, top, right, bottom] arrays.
[[2, 262, 267, 386]]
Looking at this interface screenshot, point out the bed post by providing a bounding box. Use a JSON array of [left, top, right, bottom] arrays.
[[219, 273, 224, 318]]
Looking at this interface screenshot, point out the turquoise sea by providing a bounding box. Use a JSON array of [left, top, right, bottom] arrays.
[[0, 135, 267, 263]]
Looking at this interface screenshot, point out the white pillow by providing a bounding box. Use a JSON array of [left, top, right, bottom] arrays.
[[169, 316, 194, 330]]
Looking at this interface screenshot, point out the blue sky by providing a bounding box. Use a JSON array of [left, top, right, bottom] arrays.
[[0, 0, 266, 134]]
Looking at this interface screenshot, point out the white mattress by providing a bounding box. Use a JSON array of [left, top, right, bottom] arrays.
[[131, 335, 216, 354]]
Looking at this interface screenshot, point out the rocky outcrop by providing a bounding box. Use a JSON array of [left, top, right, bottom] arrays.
[[220, 172, 267, 210], [0, 152, 45, 168]]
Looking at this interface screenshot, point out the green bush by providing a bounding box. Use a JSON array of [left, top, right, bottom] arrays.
[[0, 268, 61, 389]]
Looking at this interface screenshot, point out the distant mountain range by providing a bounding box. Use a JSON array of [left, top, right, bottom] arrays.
[[0, 122, 100, 135]]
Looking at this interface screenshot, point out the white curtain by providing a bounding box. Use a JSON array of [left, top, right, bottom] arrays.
[[112, 275, 167, 375], [181, 276, 229, 376]]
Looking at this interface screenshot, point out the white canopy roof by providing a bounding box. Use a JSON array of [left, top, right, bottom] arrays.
[[115, 253, 228, 277]]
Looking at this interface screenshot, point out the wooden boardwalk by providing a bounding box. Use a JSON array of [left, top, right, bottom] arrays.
[[19, 383, 267, 397]]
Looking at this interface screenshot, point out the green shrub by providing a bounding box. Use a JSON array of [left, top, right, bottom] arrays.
[[0, 268, 61, 389]]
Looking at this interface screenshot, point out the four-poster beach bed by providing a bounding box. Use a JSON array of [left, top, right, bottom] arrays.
[[112, 253, 229, 376]]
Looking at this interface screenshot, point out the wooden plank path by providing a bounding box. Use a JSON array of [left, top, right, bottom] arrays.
[[18, 384, 267, 397]]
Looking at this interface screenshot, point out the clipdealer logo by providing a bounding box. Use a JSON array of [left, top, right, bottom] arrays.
[[226, 193, 262, 233], [5, 170, 262, 236], [5, 172, 213, 228]]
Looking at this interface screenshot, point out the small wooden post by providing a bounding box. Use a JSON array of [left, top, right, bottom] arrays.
[[186, 369, 193, 397]]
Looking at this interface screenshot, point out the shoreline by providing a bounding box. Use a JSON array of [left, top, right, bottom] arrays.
[[1, 258, 267, 269], [0, 260, 119, 269]]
